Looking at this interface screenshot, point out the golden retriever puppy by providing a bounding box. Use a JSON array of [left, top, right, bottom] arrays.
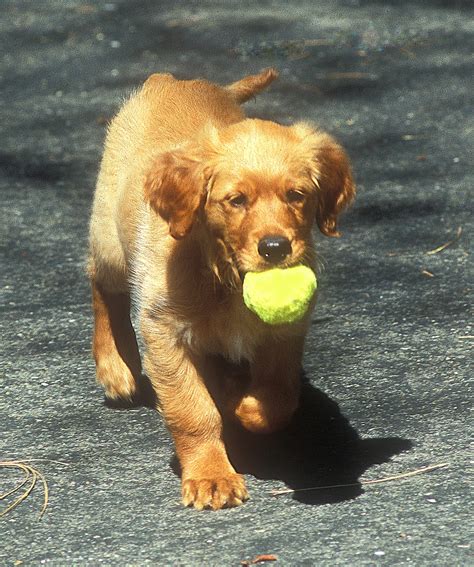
[[88, 68, 355, 510]]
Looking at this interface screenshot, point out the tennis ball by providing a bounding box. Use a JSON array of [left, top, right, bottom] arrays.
[[243, 265, 317, 325]]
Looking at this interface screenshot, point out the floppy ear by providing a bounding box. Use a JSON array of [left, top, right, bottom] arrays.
[[313, 136, 355, 236], [294, 124, 355, 237], [144, 150, 206, 239]]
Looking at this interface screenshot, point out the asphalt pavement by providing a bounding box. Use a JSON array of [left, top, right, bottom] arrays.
[[1, 1, 472, 565]]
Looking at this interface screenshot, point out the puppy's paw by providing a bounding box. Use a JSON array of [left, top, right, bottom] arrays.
[[235, 394, 295, 434], [96, 354, 138, 400], [182, 474, 248, 510]]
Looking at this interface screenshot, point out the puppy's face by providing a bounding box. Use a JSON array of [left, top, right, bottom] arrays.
[[145, 119, 355, 282], [204, 164, 317, 275]]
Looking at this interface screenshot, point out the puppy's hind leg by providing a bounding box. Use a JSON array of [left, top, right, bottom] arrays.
[[90, 275, 142, 402]]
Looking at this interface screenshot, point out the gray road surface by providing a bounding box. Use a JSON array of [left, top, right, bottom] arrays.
[[1, 1, 472, 565]]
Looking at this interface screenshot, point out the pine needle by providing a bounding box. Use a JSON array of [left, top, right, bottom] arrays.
[[0, 461, 49, 519], [270, 462, 449, 496], [0, 469, 31, 501], [426, 227, 462, 255]]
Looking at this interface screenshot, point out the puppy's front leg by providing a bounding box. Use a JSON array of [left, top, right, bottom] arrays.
[[142, 323, 248, 510], [234, 336, 304, 434]]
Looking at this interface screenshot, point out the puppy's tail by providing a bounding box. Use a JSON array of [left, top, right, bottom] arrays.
[[225, 68, 279, 104]]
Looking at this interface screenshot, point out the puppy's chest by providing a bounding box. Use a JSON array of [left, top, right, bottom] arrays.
[[176, 300, 264, 363]]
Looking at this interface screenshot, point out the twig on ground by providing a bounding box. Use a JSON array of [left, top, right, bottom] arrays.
[[426, 227, 462, 255], [270, 462, 449, 496], [241, 554, 278, 565]]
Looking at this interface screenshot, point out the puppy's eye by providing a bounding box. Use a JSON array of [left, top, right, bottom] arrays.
[[228, 194, 247, 208], [287, 189, 306, 204]]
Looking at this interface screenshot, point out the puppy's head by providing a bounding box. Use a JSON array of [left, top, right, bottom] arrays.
[[145, 119, 355, 283]]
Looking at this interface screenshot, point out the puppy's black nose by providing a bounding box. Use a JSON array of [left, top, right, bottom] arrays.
[[258, 235, 292, 264]]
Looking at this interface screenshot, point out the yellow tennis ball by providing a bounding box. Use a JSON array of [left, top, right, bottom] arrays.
[[243, 265, 317, 325]]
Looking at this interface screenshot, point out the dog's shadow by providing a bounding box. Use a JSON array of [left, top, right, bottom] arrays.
[[106, 374, 412, 505], [223, 378, 412, 505]]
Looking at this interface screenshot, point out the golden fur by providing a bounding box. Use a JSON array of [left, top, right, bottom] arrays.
[[88, 68, 355, 510]]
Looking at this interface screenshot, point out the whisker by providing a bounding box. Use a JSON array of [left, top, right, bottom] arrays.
[[313, 253, 327, 275]]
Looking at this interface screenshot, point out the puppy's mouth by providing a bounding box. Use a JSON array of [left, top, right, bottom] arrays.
[[224, 238, 312, 288], [235, 251, 309, 279]]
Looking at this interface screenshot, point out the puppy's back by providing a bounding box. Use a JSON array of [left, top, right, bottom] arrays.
[[97, 70, 278, 208], [106, 74, 244, 166]]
